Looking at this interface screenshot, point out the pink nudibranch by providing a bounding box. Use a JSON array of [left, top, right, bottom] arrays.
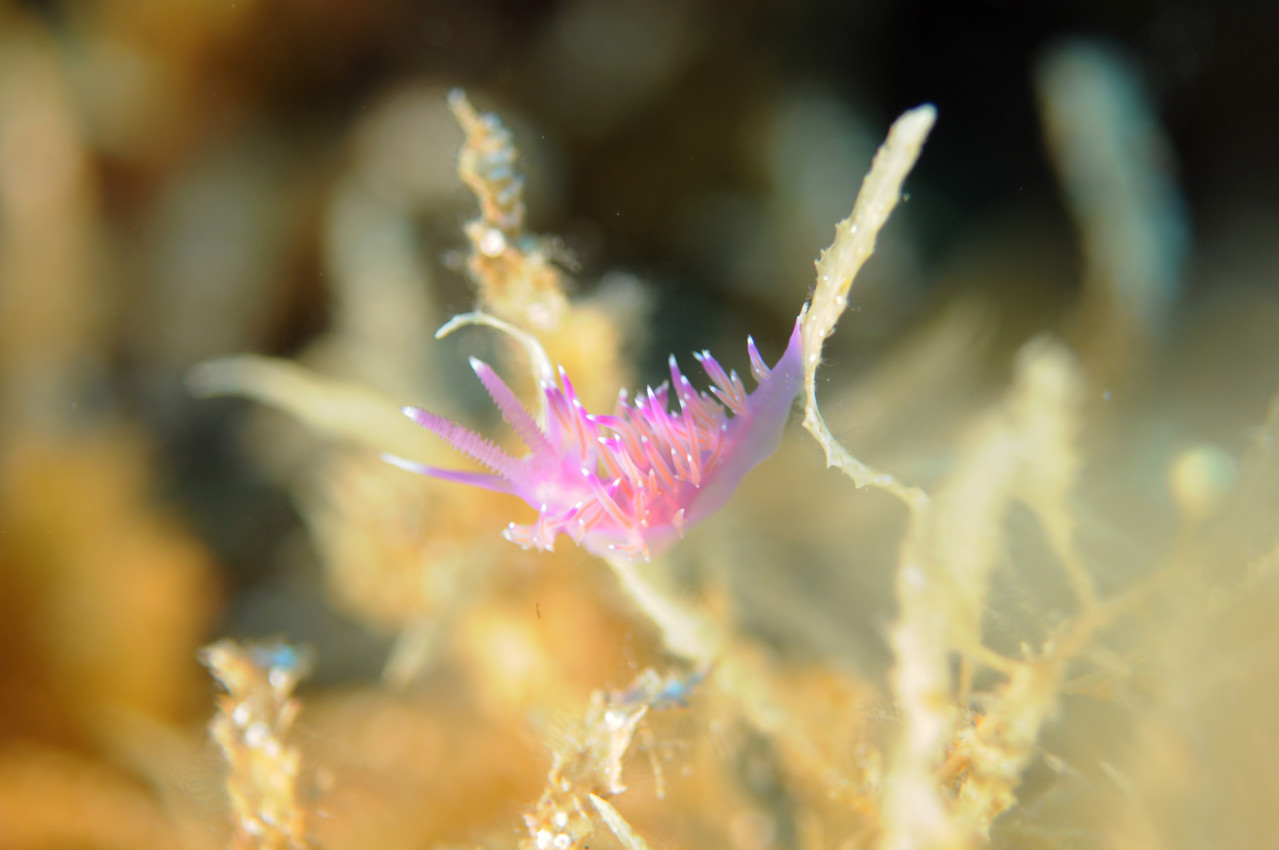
[[385, 318, 804, 560]]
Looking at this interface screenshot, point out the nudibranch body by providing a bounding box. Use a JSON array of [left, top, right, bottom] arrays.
[[386, 319, 804, 560]]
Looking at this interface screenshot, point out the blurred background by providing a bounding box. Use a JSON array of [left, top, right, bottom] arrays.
[[1, 0, 1278, 848]]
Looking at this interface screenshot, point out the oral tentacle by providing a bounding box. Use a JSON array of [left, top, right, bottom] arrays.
[[380, 453, 517, 494]]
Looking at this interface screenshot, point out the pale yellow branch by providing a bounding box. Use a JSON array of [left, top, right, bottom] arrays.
[[187, 354, 440, 464], [800, 104, 935, 507], [604, 555, 719, 664]]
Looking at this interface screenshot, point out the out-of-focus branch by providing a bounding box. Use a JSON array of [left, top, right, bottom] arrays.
[[881, 339, 1091, 850], [1036, 41, 1188, 383], [188, 354, 442, 465]]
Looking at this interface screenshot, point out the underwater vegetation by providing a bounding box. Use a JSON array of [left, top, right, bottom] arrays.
[[191, 86, 1279, 850], [1, 4, 1278, 850]]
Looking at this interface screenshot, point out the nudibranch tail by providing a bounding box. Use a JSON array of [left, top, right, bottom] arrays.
[[389, 317, 804, 560]]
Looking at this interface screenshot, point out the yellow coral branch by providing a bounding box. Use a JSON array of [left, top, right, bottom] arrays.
[[449, 89, 569, 330], [201, 640, 314, 850]]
